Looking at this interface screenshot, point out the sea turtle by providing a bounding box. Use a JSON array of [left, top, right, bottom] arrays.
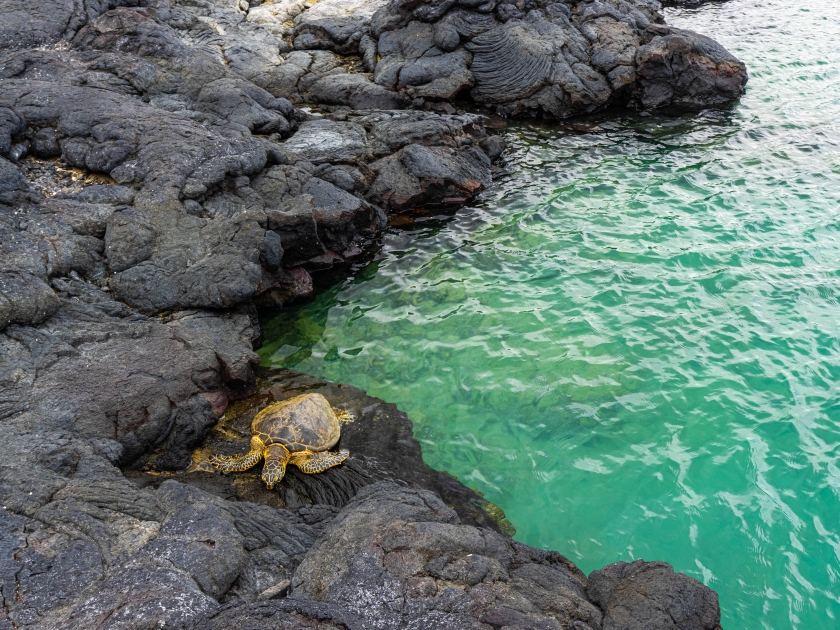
[[209, 393, 352, 489]]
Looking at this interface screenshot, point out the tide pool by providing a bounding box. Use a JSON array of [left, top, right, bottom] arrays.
[[260, 1, 840, 627]]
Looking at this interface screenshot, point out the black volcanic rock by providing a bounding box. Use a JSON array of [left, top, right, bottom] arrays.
[[632, 27, 747, 110], [175, 368, 507, 532], [367, 0, 746, 116], [198, 480, 722, 630], [0, 0, 733, 627], [588, 560, 723, 630], [290, 482, 602, 630]]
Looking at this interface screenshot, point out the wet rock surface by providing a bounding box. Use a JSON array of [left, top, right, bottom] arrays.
[[0, 0, 735, 627], [588, 560, 723, 630], [0, 356, 723, 629], [170, 368, 507, 534]]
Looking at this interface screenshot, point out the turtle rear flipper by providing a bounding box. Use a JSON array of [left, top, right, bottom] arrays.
[[292, 449, 349, 474], [210, 436, 264, 472]]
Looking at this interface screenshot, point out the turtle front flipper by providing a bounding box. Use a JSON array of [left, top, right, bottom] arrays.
[[210, 436, 264, 472], [332, 408, 354, 424], [262, 444, 291, 489], [291, 449, 349, 474]]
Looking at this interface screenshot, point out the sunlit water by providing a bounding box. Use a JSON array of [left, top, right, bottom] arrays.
[[260, 1, 840, 626]]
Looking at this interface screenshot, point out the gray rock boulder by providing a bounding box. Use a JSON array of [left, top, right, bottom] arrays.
[[376, 21, 475, 100], [305, 73, 411, 111], [247, 0, 309, 37], [0, 0, 89, 50], [104, 207, 158, 273], [305, 177, 385, 253], [353, 109, 489, 156], [0, 271, 60, 331], [264, 194, 328, 266], [294, 0, 390, 54], [0, 107, 25, 157], [632, 27, 749, 109], [292, 482, 604, 630], [367, 142, 492, 211], [363, 0, 746, 116], [108, 215, 265, 313], [283, 119, 371, 165], [588, 560, 722, 630], [73, 8, 298, 135], [55, 184, 136, 205], [466, 13, 613, 117]]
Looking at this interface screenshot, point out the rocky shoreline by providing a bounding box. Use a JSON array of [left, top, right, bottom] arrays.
[[0, 0, 745, 627]]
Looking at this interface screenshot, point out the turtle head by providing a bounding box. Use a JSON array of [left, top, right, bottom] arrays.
[[262, 443, 291, 489]]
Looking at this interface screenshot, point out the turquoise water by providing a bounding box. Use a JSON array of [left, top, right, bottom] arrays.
[[260, 1, 840, 627]]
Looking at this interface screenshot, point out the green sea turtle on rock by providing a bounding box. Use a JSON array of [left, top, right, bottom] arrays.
[[209, 393, 352, 488]]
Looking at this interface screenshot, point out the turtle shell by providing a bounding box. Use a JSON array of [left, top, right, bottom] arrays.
[[251, 393, 341, 453]]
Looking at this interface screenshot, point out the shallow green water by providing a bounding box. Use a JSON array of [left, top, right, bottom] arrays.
[[260, 1, 840, 626]]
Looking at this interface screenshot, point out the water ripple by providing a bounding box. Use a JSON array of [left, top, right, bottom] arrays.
[[260, 1, 840, 626]]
